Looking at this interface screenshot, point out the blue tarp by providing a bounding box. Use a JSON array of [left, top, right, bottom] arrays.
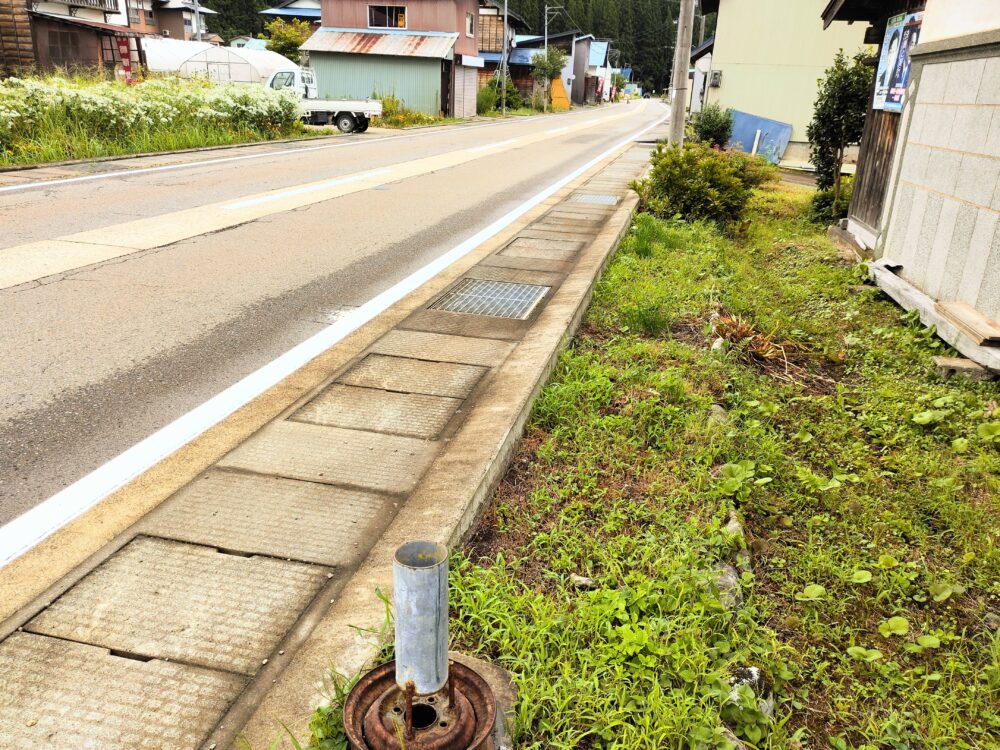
[[260, 6, 320, 17], [728, 110, 792, 164]]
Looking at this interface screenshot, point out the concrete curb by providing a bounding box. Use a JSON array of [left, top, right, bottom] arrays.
[[231, 180, 643, 750]]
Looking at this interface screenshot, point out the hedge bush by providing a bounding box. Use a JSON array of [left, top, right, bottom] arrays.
[[692, 103, 733, 148], [631, 142, 777, 228]]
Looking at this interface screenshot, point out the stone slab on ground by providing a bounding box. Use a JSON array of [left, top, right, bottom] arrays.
[[26, 537, 327, 675], [293, 383, 461, 439], [338, 353, 487, 398], [400, 308, 529, 340], [0, 632, 245, 750], [218, 420, 438, 494], [463, 264, 566, 287], [369, 329, 514, 367], [501, 238, 585, 261], [479, 254, 573, 273], [143, 470, 394, 567]]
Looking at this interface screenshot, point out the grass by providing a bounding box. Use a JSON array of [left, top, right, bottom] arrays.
[[305, 183, 1000, 750]]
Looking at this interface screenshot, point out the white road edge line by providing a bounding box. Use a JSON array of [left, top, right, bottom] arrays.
[[0, 110, 667, 568], [0, 107, 610, 195]]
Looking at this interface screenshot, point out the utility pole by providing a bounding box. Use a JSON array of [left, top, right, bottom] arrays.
[[543, 5, 562, 113], [501, 0, 509, 117], [668, 0, 695, 144]]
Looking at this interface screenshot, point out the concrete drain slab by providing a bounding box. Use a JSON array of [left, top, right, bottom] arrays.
[[0, 632, 244, 750], [501, 237, 582, 262], [430, 279, 549, 320], [294, 384, 461, 439], [219, 420, 438, 494], [518, 228, 593, 242], [144, 470, 393, 567], [26, 537, 328, 675], [339, 354, 486, 399], [370, 329, 515, 367], [571, 193, 620, 206], [401, 308, 529, 341], [480, 254, 571, 274], [465, 264, 565, 287]]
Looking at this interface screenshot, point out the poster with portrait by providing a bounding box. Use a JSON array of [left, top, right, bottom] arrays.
[[874, 12, 923, 112]]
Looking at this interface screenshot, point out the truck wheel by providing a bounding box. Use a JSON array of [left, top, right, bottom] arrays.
[[335, 113, 356, 133], [355, 117, 370, 133]]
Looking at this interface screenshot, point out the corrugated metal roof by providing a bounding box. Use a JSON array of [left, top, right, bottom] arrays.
[[260, 7, 320, 17], [301, 28, 457, 58], [480, 48, 538, 66]]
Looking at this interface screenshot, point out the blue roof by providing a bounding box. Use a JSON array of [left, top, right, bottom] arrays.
[[237, 37, 269, 49], [260, 6, 320, 16], [588, 40, 609, 67], [481, 48, 538, 66], [621, 67, 632, 80]]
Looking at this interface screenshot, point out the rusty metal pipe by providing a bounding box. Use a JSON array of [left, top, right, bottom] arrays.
[[393, 540, 449, 695]]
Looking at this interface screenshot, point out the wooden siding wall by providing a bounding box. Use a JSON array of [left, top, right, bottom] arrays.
[[320, 0, 479, 55], [850, 108, 901, 230], [0, 0, 36, 74], [478, 13, 502, 53]]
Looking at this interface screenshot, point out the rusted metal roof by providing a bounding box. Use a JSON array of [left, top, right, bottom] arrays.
[[301, 28, 458, 59]]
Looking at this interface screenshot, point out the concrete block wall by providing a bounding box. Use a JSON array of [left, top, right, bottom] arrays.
[[882, 48, 1000, 322]]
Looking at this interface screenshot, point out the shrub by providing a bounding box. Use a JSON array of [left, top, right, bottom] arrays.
[[529, 89, 547, 112], [263, 18, 311, 64], [476, 85, 497, 115], [483, 75, 522, 111], [809, 174, 855, 223], [692, 103, 733, 147], [376, 94, 438, 127], [0, 74, 301, 165], [631, 142, 777, 228]]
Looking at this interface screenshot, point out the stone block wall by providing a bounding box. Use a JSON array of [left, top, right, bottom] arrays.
[[881, 41, 1000, 322]]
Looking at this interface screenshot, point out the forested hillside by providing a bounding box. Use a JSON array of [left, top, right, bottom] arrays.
[[509, 0, 716, 92]]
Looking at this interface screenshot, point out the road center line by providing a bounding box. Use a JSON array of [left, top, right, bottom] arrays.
[[0, 110, 667, 568], [0, 108, 638, 290], [0, 106, 614, 195]]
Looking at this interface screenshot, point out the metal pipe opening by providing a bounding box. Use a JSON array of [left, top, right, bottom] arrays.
[[393, 541, 449, 695]]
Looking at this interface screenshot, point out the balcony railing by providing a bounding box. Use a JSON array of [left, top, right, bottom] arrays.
[[68, 0, 121, 13]]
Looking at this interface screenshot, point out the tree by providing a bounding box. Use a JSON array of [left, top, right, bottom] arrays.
[[806, 50, 873, 213], [206, 0, 268, 41], [264, 18, 312, 63], [531, 46, 568, 111]]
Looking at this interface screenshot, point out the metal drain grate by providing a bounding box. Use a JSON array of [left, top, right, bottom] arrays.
[[572, 193, 619, 205], [430, 279, 549, 320]]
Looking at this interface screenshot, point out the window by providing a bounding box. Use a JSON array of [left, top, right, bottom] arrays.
[[101, 34, 117, 65], [465, 12, 474, 37], [144, 9, 155, 23], [128, 4, 139, 22], [270, 71, 295, 89], [48, 30, 80, 66], [368, 5, 405, 29]]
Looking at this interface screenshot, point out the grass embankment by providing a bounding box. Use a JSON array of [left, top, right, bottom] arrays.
[[447, 184, 1000, 748], [0, 74, 304, 166]]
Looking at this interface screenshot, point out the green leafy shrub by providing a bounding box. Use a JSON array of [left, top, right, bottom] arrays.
[[529, 89, 547, 112], [809, 174, 855, 223], [692, 103, 733, 147], [483, 75, 522, 111], [476, 85, 498, 115], [631, 142, 777, 228]]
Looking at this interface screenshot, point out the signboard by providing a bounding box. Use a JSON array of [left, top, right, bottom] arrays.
[[873, 12, 923, 112], [115, 36, 134, 84]]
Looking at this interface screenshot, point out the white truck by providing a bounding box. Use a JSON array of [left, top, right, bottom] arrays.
[[265, 68, 382, 133]]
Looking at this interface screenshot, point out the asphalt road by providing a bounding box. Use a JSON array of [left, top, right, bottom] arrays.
[[0, 100, 666, 526]]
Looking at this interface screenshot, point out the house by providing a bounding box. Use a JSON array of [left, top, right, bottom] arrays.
[[580, 37, 611, 103], [516, 29, 580, 107], [822, 0, 1000, 371], [475, 0, 533, 97], [300, 0, 485, 118], [570, 33, 594, 104], [154, 0, 216, 41], [689, 35, 713, 113], [259, 0, 322, 27], [700, 0, 867, 165], [0, 0, 147, 74]]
